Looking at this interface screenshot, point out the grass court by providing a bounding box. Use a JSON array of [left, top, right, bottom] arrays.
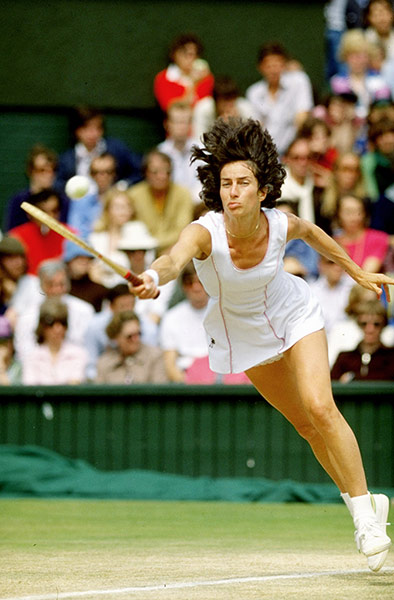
[[1, 499, 393, 600]]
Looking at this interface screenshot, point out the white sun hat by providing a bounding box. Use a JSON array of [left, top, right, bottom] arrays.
[[117, 221, 158, 251]]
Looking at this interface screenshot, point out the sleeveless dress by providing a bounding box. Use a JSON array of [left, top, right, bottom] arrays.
[[193, 208, 324, 374]]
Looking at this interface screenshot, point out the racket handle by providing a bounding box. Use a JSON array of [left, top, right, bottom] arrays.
[[124, 271, 160, 298]]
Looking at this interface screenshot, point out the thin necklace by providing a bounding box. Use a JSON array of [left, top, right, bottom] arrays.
[[225, 220, 260, 239]]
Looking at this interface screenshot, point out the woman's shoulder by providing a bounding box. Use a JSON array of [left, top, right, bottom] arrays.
[[193, 210, 222, 228], [366, 228, 389, 242], [128, 180, 149, 197], [264, 206, 288, 226]]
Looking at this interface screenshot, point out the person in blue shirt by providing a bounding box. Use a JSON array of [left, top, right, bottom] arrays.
[[56, 106, 142, 192]]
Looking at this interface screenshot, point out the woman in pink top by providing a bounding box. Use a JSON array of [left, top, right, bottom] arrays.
[[22, 298, 87, 385], [334, 194, 390, 272]]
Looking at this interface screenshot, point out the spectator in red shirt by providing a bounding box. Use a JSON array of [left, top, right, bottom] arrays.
[[8, 189, 71, 275], [153, 33, 214, 113]]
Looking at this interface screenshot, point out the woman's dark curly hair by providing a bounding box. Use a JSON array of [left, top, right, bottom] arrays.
[[191, 117, 286, 212]]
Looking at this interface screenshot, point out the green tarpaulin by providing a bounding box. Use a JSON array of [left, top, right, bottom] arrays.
[[1, 445, 393, 503]]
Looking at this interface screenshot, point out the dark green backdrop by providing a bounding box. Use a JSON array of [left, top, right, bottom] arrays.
[[0, 0, 325, 108], [0, 0, 326, 225]]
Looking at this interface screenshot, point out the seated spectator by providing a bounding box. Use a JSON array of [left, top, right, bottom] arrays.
[[299, 117, 339, 174], [67, 152, 118, 240], [13, 259, 94, 362], [299, 117, 342, 230], [320, 151, 367, 226], [276, 200, 320, 280], [334, 193, 390, 271], [331, 298, 394, 381], [0, 237, 44, 331], [319, 92, 363, 154], [128, 150, 193, 254], [157, 102, 202, 204], [22, 298, 88, 385], [324, 0, 348, 79], [64, 242, 107, 312], [246, 41, 314, 155], [0, 236, 28, 325], [159, 263, 209, 382], [280, 137, 315, 222], [56, 106, 141, 191], [0, 315, 22, 385], [4, 144, 69, 232], [117, 221, 175, 336], [361, 116, 394, 200], [95, 311, 168, 384], [310, 256, 354, 333], [192, 75, 256, 141], [367, 97, 394, 125], [364, 0, 394, 63], [84, 283, 156, 381], [88, 188, 135, 288], [8, 189, 71, 275], [330, 29, 391, 120], [153, 33, 214, 113], [327, 283, 394, 365]]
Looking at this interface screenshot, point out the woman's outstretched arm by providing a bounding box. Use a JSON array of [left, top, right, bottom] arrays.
[[131, 223, 211, 299], [286, 213, 394, 300]]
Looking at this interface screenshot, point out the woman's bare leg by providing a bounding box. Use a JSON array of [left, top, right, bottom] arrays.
[[246, 330, 367, 496]]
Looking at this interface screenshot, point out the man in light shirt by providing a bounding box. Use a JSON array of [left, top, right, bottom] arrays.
[[280, 137, 315, 223], [158, 102, 202, 204], [246, 42, 314, 155]]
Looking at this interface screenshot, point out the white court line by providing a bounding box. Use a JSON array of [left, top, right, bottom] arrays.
[[3, 568, 394, 600]]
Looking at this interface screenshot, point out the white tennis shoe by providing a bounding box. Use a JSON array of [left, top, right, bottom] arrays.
[[365, 494, 391, 572], [354, 494, 391, 569]]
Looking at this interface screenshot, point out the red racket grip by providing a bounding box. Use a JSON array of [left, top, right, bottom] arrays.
[[124, 271, 160, 298]]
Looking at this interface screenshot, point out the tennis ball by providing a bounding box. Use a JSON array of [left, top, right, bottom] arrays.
[[65, 175, 90, 200]]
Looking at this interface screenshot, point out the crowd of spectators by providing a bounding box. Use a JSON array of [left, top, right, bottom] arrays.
[[1, 1, 394, 385]]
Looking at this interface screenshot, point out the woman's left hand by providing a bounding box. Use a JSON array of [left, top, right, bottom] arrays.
[[355, 271, 394, 302]]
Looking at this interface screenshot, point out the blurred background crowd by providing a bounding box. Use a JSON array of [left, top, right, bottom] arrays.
[[1, 0, 394, 385]]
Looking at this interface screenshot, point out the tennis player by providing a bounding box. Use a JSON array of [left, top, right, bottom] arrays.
[[131, 118, 392, 571]]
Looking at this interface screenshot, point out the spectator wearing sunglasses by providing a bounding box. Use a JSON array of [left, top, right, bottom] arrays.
[[95, 310, 168, 384], [331, 299, 394, 381], [67, 152, 118, 240]]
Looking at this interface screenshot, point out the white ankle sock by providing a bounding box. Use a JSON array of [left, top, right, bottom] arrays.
[[351, 493, 376, 527], [341, 492, 353, 516]]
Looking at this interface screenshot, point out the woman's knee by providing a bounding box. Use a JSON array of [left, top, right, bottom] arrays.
[[305, 395, 341, 433]]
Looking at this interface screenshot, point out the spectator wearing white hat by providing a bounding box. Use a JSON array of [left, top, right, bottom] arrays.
[[84, 222, 168, 381], [117, 221, 176, 343]]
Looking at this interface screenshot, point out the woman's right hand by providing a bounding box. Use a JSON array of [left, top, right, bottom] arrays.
[[128, 272, 159, 299]]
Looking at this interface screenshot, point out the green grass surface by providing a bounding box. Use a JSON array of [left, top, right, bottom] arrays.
[[1, 499, 393, 599]]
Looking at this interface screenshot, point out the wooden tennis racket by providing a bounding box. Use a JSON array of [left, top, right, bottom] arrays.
[[21, 201, 159, 296]]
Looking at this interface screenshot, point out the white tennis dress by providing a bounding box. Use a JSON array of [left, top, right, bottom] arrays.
[[193, 208, 324, 374]]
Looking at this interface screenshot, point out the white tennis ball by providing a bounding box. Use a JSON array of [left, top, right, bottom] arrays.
[[65, 175, 90, 200]]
